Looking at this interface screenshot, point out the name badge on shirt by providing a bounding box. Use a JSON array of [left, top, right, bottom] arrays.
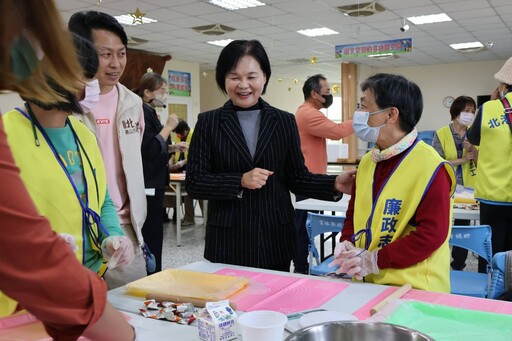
[[122, 118, 141, 135]]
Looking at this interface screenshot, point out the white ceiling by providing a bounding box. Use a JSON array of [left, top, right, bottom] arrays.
[[55, 0, 512, 81]]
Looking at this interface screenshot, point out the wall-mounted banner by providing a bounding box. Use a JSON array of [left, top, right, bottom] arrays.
[[335, 38, 412, 58], [168, 70, 191, 97]]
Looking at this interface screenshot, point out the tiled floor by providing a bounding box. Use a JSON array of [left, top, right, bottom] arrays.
[[161, 217, 207, 270], [160, 211, 479, 273]]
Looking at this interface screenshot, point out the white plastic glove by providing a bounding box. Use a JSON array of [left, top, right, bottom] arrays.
[[333, 240, 356, 258], [334, 248, 379, 280], [101, 236, 135, 269]]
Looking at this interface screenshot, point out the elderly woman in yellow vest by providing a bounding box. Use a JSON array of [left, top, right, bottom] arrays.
[[330, 73, 455, 293], [1, 35, 134, 285], [467, 57, 512, 273], [432, 95, 478, 271]]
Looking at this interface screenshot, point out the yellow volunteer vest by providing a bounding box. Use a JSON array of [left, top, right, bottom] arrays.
[[474, 95, 512, 203], [173, 129, 193, 163], [0, 111, 108, 317], [354, 141, 455, 293], [436, 125, 476, 188]]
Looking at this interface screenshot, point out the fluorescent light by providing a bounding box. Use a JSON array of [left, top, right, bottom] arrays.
[[407, 13, 452, 25], [449, 41, 484, 50], [207, 0, 266, 11], [367, 53, 394, 59], [114, 14, 157, 26], [297, 27, 339, 37], [207, 39, 234, 47]]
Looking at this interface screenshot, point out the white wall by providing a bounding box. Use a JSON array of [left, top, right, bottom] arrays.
[[374, 59, 505, 131]]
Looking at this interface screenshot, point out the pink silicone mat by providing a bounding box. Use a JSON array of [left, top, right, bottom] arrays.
[[353, 286, 512, 320], [215, 268, 349, 314]]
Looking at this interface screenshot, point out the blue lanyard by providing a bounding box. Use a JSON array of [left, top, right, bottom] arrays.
[[17, 105, 110, 257]]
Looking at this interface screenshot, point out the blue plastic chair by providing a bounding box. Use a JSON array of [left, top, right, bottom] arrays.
[[488, 251, 510, 299], [449, 225, 492, 298], [417, 130, 435, 145], [305, 212, 344, 276]]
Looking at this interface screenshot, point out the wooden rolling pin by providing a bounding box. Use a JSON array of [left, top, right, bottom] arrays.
[[370, 283, 412, 316], [146, 292, 237, 310]]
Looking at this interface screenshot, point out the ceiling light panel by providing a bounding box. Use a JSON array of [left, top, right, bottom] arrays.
[[449, 41, 483, 50], [207, 39, 235, 47], [207, 0, 266, 11], [407, 13, 452, 25], [297, 27, 339, 37]]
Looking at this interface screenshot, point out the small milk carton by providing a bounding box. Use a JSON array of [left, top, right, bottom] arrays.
[[198, 300, 237, 341]]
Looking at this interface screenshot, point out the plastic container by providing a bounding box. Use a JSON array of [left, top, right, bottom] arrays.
[[237, 310, 287, 341]]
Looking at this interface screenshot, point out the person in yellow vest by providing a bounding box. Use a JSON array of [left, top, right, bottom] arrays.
[[170, 119, 198, 225], [330, 73, 455, 293], [0, 1, 135, 339], [467, 57, 512, 273], [432, 95, 478, 271], [2, 34, 134, 285]]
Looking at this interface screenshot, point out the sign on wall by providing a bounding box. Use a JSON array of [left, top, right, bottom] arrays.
[[168, 70, 191, 97], [335, 38, 413, 58]]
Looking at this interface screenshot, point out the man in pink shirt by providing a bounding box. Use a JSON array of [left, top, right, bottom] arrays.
[[293, 74, 354, 273], [69, 11, 148, 288]]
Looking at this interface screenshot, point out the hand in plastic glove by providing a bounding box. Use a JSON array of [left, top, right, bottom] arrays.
[[336, 248, 379, 280], [177, 141, 188, 152], [101, 236, 135, 269], [333, 240, 356, 258]]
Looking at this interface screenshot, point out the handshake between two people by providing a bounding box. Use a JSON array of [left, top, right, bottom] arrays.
[[328, 240, 379, 280], [240, 168, 357, 194]]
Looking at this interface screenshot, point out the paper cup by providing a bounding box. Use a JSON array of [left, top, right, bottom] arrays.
[[237, 310, 287, 341]]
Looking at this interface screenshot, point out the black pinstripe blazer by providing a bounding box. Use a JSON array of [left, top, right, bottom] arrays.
[[186, 99, 341, 268]]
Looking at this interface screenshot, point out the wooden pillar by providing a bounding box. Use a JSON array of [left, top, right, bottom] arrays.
[[341, 63, 358, 162]]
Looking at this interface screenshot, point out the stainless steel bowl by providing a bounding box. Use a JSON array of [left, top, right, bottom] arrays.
[[285, 321, 434, 341]]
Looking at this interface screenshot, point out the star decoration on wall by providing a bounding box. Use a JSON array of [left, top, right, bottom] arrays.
[[130, 7, 145, 25], [310, 55, 318, 65]]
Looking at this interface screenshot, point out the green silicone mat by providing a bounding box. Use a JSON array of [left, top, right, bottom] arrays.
[[384, 301, 512, 341]]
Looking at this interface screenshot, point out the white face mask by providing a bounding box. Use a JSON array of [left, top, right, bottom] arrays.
[[353, 108, 388, 143], [458, 112, 475, 126], [79, 79, 100, 113], [151, 92, 167, 108]]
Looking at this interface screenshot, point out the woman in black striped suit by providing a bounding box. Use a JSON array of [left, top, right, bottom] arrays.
[[186, 40, 355, 271]]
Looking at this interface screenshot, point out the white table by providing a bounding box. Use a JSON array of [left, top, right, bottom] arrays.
[[295, 196, 350, 213], [109, 261, 512, 341], [295, 197, 480, 221], [108, 261, 388, 340], [167, 180, 208, 246]]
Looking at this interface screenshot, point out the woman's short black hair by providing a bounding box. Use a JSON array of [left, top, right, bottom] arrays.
[[449, 96, 476, 120], [361, 73, 423, 133], [215, 40, 271, 94], [68, 11, 128, 46], [173, 119, 190, 135], [302, 74, 326, 100]]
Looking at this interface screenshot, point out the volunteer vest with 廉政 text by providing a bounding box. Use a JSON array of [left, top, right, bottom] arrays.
[[354, 141, 455, 293]]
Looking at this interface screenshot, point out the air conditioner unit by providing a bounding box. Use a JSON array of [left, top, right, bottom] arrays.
[[337, 2, 385, 17], [192, 24, 235, 36]]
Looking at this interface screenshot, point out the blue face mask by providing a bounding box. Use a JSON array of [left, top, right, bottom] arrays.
[[353, 108, 389, 143]]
